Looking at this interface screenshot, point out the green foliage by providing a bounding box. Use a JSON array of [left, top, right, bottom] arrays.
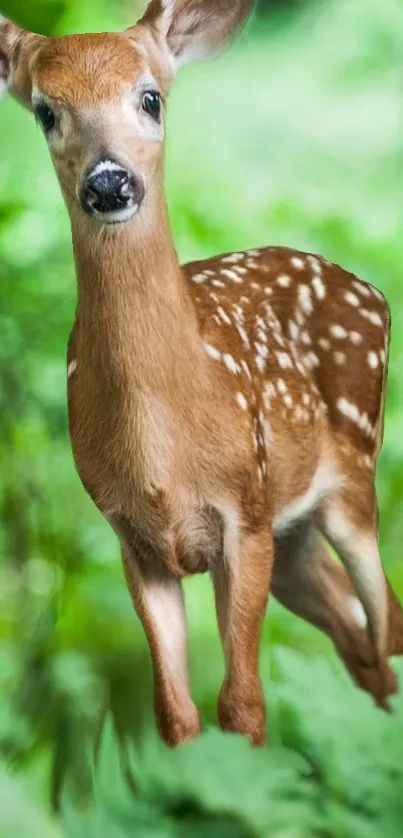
[[60, 653, 403, 838], [1, 0, 403, 833]]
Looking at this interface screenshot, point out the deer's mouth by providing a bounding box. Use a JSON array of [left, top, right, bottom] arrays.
[[92, 202, 141, 226]]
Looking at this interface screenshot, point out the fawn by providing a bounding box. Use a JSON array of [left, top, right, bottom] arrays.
[[1, 0, 403, 748]]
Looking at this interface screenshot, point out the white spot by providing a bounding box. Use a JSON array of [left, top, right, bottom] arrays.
[[298, 285, 313, 315], [349, 331, 362, 345], [217, 306, 231, 325], [289, 320, 299, 341], [277, 379, 287, 394], [337, 398, 374, 437], [359, 309, 383, 327], [318, 337, 330, 351], [368, 351, 379, 369], [255, 342, 269, 360], [236, 325, 250, 349], [204, 342, 222, 361], [245, 260, 259, 270], [337, 397, 360, 423], [348, 597, 368, 629], [68, 360, 77, 379], [308, 255, 322, 274], [345, 291, 359, 307], [277, 274, 292, 288], [284, 393, 293, 408], [352, 280, 371, 298], [380, 348, 386, 364], [304, 352, 320, 368], [256, 355, 266, 372], [221, 269, 242, 283], [296, 360, 307, 377], [247, 249, 261, 258], [276, 352, 293, 369], [302, 393, 311, 406], [236, 392, 248, 411], [223, 354, 239, 374], [334, 352, 346, 365], [329, 324, 347, 339], [371, 286, 384, 302], [291, 256, 305, 270], [212, 279, 225, 288], [221, 253, 244, 264], [312, 276, 326, 299], [301, 330, 312, 346], [192, 273, 206, 284], [264, 382, 276, 400], [241, 360, 252, 380]]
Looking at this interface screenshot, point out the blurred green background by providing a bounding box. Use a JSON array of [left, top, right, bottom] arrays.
[[1, 0, 403, 835]]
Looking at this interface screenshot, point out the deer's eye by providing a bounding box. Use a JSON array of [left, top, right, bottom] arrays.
[[142, 91, 161, 122], [35, 104, 56, 133]]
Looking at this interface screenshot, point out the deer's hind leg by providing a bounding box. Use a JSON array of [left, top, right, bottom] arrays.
[[272, 521, 399, 706], [315, 462, 402, 706]]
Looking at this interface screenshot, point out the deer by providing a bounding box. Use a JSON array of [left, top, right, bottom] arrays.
[[1, 0, 403, 749]]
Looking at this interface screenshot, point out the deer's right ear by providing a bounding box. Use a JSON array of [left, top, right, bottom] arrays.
[[138, 0, 253, 71], [0, 16, 35, 104]]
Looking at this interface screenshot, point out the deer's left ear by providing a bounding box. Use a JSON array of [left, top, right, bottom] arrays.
[[0, 16, 37, 104], [139, 0, 253, 70]]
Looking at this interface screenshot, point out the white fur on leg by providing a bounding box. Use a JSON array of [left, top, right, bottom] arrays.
[[348, 597, 368, 629]]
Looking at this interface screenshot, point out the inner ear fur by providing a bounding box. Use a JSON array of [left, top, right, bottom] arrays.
[[137, 0, 254, 68]]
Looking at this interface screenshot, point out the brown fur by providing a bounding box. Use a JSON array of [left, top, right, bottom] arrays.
[[1, 1, 402, 747]]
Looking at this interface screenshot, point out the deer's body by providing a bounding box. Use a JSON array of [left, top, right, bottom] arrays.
[[2, 1, 403, 748], [68, 243, 385, 559]]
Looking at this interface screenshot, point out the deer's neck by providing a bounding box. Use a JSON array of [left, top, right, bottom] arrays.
[[72, 207, 205, 400]]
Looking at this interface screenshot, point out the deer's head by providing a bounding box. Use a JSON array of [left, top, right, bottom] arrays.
[[0, 1, 252, 227]]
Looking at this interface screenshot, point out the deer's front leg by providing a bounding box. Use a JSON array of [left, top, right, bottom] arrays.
[[212, 524, 273, 746], [121, 544, 200, 747]]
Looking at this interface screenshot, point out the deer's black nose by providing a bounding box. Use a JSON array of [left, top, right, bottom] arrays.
[[81, 160, 144, 220]]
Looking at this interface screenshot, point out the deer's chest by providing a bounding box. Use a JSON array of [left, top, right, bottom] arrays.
[[68, 367, 226, 574], [68, 376, 175, 505]]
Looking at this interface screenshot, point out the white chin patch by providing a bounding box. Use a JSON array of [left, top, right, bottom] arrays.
[[94, 202, 139, 226]]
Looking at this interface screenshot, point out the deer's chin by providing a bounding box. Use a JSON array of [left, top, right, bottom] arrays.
[[93, 202, 140, 226]]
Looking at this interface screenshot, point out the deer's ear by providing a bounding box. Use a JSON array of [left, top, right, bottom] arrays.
[[139, 0, 253, 69], [0, 16, 36, 104]]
